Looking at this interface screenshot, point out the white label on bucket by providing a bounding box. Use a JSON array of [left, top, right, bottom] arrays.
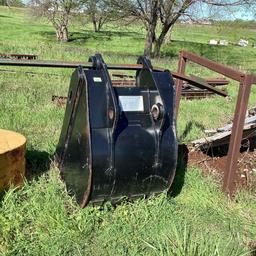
[[118, 96, 144, 112], [93, 77, 102, 82]]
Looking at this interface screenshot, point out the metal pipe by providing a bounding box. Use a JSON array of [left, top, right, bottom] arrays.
[[0, 59, 144, 70], [172, 72, 228, 97], [181, 51, 245, 82], [223, 75, 253, 196], [175, 52, 187, 117]]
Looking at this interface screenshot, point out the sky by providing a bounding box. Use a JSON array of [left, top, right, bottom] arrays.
[[21, 0, 255, 21], [193, 2, 255, 21]]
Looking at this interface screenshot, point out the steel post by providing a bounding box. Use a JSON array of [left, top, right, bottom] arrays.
[[223, 75, 253, 196], [175, 52, 187, 117]]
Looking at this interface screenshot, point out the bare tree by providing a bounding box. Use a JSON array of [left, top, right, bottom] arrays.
[[109, 0, 252, 58], [0, 0, 9, 6], [29, 0, 79, 42], [0, 0, 24, 7], [83, 0, 120, 32]]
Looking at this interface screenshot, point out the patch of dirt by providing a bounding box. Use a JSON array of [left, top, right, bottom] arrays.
[[188, 146, 256, 191]]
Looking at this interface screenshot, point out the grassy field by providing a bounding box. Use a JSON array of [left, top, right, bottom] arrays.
[[0, 6, 255, 256]]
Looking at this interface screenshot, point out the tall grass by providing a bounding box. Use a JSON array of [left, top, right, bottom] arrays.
[[0, 169, 255, 255]]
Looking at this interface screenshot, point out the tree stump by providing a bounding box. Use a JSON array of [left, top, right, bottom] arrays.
[[0, 129, 26, 192]]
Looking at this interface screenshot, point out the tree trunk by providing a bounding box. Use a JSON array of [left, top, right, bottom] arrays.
[[55, 25, 68, 42], [152, 25, 172, 58], [143, 0, 159, 57], [163, 26, 173, 45], [144, 21, 158, 57], [97, 17, 103, 32], [61, 25, 68, 42], [56, 29, 61, 41], [144, 29, 154, 57], [152, 39, 162, 58], [92, 15, 98, 32]]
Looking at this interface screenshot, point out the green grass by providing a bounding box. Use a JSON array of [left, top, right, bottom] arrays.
[[0, 169, 255, 255], [0, 6, 255, 256]]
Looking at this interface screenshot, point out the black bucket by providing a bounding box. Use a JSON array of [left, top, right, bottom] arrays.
[[56, 54, 177, 207]]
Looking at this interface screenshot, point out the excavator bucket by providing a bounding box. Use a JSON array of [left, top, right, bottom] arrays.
[[56, 54, 177, 207]]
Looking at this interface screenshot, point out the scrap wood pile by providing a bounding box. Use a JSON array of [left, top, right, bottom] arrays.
[[188, 106, 256, 189], [191, 106, 256, 150]]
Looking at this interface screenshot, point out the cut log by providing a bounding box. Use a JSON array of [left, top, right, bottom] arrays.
[[0, 129, 26, 192]]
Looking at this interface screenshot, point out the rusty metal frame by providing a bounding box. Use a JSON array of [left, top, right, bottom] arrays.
[[175, 50, 256, 196]]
